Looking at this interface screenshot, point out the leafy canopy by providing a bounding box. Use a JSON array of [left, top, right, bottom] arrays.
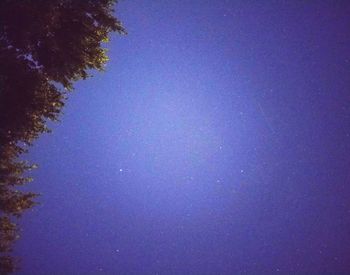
[[0, 0, 125, 273]]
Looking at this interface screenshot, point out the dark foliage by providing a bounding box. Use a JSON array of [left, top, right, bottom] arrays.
[[0, 0, 125, 272]]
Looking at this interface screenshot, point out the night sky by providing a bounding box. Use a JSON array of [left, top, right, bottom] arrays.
[[15, 1, 350, 274]]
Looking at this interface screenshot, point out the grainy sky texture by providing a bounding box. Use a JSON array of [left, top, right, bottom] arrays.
[[16, 1, 350, 274]]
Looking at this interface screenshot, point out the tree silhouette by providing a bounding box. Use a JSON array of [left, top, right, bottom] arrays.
[[0, 0, 125, 272]]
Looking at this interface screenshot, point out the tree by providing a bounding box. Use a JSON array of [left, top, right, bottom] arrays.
[[0, 0, 125, 272]]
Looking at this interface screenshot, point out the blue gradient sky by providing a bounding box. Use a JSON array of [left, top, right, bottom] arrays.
[[16, 1, 350, 274]]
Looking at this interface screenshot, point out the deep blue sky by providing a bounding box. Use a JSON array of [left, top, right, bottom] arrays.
[[16, 1, 350, 274]]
